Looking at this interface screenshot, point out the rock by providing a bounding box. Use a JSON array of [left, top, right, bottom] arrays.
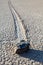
[[16, 40, 30, 54], [9, 40, 30, 54], [10, 46, 17, 55]]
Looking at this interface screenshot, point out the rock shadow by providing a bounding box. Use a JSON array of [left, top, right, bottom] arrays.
[[19, 49, 43, 62]]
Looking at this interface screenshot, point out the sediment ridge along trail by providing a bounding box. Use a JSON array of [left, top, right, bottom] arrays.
[[8, 0, 27, 43]]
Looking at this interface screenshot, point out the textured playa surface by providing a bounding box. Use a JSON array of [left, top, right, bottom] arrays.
[[0, 0, 15, 41], [0, 0, 43, 65]]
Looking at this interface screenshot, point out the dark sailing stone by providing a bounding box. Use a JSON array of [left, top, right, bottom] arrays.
[[16, 40, 30, 54]]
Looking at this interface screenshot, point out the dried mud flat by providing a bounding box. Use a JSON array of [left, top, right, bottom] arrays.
[[0, 41, 43, 65], [0, 0, 43, 65]]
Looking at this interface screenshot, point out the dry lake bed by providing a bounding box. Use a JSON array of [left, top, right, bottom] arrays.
[[0, 0, 43, 65]]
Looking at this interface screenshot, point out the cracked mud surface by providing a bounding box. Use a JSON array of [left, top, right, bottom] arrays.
[[0, 42, 43, 65]]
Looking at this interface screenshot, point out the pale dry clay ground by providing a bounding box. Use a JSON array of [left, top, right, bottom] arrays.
[[0, 0, 43, 65]]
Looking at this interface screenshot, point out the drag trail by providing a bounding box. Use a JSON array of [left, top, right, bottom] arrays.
[[8, 0, 27, 43]]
